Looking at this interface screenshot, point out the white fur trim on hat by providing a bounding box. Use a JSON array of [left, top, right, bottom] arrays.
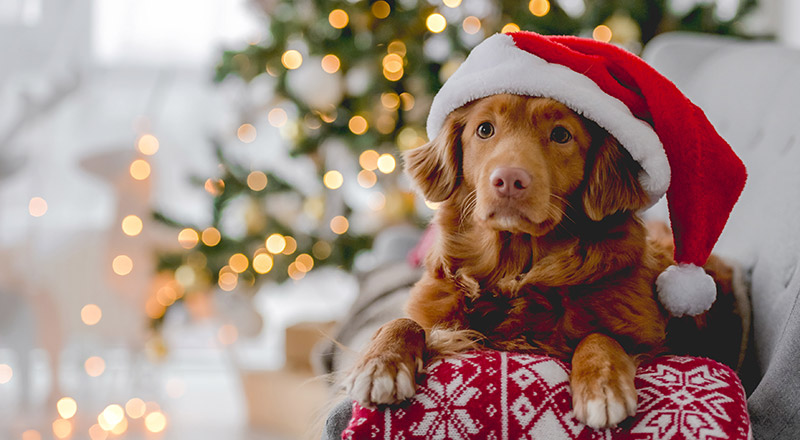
[[426, 33, 670, 204], [656, 263, 717, 317]]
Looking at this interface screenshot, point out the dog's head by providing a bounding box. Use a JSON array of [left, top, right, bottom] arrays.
[[405, 94, 648, 236]]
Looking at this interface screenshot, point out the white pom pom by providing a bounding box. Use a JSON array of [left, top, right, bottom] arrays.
[[656, 264, 717, 317]]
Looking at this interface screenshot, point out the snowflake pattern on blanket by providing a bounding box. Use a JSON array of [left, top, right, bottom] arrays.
[[343, 352, 750, 440]]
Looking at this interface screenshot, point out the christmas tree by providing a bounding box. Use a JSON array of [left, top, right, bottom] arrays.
[[151, 0, 757, 329]]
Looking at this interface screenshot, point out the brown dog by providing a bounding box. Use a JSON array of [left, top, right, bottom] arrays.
[[344, 94, 719, 428]]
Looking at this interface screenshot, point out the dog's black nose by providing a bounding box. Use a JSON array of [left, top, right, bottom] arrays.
[[490, 167, 532, 198]]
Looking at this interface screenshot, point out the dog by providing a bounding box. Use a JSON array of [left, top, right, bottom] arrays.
[[343, 94, 733, 429]]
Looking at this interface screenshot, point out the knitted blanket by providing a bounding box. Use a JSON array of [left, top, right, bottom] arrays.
[[343, 351, 750, 440]]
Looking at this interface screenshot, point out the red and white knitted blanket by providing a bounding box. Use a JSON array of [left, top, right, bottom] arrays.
[[344, 352, 750, 440]]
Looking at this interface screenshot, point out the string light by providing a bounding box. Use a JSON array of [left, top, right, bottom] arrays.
[[137, 134, 159, 155], [357, 170, 377, 188], [443, 0, 461, 6], [462, 16, 481, 34], [29, 197, 48, 217], [110, 416, 128, 435], [380, 92, 400, 110], [593, 25, 613, 42], [382, 54, 403, 73], [112, 255, 133, 276], [247, 171, 268, 191], [328, 9, 349, 29], [178, 228, 199, 249], [359, 150, 380, 170], [204, 178, 225, 196], [218, 268, 238, 291], [266, 234, 287, 254], [348, 115, 368, 135], [323, 170, 344, 189], [287, 262, 305, 280], [121, 215, 143, 236], [388, 41, 407, 56], [502, 23, 520, 33], [372, 1, 390, 18], [81, 304, 102, 326], [202, 227, 221, 246], [21, 430, 41, 440], [281, 50, 303, 69], [52, 419, 72, 439], [268, 108, 288, 127], [529, 0, 550, 16], [321, 54, 341, 73], [295, 253, 314, 272], [312, 241, 332, 260], [237, 123, 257, 143], [426, 13, 447, 33], [218, 325, 239, 345], [0, 364, 12, 384], [282, 236, 297, 254], [399, 92, 415, 110], [228, 253, 249, 273], [252, 253, 274, 274], [84, 356, 106, 377], [377, 154, 396, 173], [129, 159, 151, 180], [330, 216, 349, 234], [144, 411, 167, 433], [89, 424, 108, 440], [125, 398, 146, 419]]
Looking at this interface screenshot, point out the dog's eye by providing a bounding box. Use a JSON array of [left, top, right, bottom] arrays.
[[550, 126, 572, 144], [476, 122, 494, 139]]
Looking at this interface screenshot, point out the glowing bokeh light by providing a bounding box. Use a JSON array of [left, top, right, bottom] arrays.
[[328, 9, 349, 29], [372, 1, 390, 18], [121, 215, 143, 236], [81, 304, 102, 326], [178, 228, 199, 249], [110, 416, 128, 435], [462, 16, 481, 34], [125, 398, 146, 419], [268, 108, 288, 127], [88, 424, 108, 440], [237, 123, 257, 143], [501, 22, 520, 33], [359, 150, 380, 170], [377, 154, 396, 173], [137, 134, 160, 155], [426, 13, 447, 33], [357, 170, 377, 188], [266, 234, 286, 254], [443, 0, 462, 6], [348, 115, 368, 135], [323, 170, 344, 189], [330, 216, 349, 235], [312, 241, 332, 260], [112, 255, 133, 276], [321, 54, 341, 73], [52, 419, 72, 439], [229, 253, 249, 273], [129, 159, 151, 180], [0, 364, 12, 384], [29, 197, 48, 217], [201, 227, 221, 246], [593, 25, 613, 42], [144, 411, 167, 433], [281, 50, 303, 69], [529, 0, 550, 16], [22, 430, 41, 440], [282, 236, 297, 255], [252, 253, 274, 274], [84, 356, 106, 377], [295, 253, 314, 272]]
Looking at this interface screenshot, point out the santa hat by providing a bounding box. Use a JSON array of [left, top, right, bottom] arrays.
[[426, 31, 747, 317]]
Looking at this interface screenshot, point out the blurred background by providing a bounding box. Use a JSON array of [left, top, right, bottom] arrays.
[[0, 0, 796, 439]]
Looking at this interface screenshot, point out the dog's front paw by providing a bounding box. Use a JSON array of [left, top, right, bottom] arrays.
[[344, 352, 422, 408], [571, 368, 637, 429]]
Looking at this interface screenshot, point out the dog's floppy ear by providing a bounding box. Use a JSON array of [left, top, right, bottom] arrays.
[[582, 134, 649, 221], [403, 113, 465, 202]]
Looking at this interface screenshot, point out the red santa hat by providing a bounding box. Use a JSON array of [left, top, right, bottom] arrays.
[[426, 31, 747, 317]]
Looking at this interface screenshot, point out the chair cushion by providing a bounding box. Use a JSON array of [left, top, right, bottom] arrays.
[[343, 351, 750, 440]]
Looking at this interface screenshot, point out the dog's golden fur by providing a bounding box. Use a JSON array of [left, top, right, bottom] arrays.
[[344, 95, 731, 428]]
